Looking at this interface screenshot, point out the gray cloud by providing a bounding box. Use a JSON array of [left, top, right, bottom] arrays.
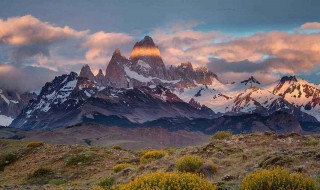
[[0, 64, 60, 92]]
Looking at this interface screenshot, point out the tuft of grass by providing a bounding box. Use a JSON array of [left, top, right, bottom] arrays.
[[48, 179, 65, 185], [176, 155, 203, 173], [140, 150, 167, 163], [241, 168, 317, 190], [118, 172, 217, 190], [98, 176, 115, 189], [113, 163, 132, 173], [26, 141, 44, 148], [211, 131, 232, 141]]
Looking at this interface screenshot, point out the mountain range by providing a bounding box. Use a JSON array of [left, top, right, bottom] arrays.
[[3, 36, 320, 134]]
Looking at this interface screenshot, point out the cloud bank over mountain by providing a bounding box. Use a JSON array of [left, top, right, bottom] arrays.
[[2, 14, 320, 91]]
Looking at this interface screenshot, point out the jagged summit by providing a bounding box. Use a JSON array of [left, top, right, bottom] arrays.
[[129, 36, 162, 60], [96, 69, 104, 77], [129, 36, 167, 79], [241, 76, 261, 87], [79, 64, 94, 81], [133, 35, 156, 47], [280, 75, 298, 83]]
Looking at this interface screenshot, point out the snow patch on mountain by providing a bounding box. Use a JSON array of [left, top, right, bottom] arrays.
[[0, 115, 14, 126]]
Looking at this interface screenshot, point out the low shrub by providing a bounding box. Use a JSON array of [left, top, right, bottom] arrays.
[[118, 172, 217, 190], [259, 155, 295, 168], [65, 154, 94, 166], [28, 167, 55, 184], [98, 176, 115, 189], [306, 138, 319, 146], [240, 168, 317, 190], [26, 141, 44, 148], [0, 153, 18, 171], [113, 163, 131, 173], [211, 131, 232, 140], [140, 150, 167, 163], [112, 145, 122, 150], [176, 155, 203, 173]]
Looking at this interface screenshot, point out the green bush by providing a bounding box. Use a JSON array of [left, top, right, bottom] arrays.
[[65, 154, 94, 166], [176, 155, 203, 173], [0, 153, 18, 171], [98, 176, 115, 189], [259, 155, 295, 168], [211, 131, 232, 140], [140, 150, 167, 163], [241, 168, 317, 190], [113, 163, 132, 173], [28, 167, 55, 185], [119, 172, 217, 190]]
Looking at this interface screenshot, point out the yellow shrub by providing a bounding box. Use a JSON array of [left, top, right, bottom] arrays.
[[90, 186, 104, 190], [112, 163, 131, 173], [241, 168, 317, 190], [211, 131, 232, 140], [140, 150, 167, 163], [27, 141, 44, 148], [176, 155, 203, 173], [119, 172, 217, 190]]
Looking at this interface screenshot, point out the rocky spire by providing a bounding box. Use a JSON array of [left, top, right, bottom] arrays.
[[79, 64, 94, 81], [95, 69, 108, 86], [105, 49, 130, 88]]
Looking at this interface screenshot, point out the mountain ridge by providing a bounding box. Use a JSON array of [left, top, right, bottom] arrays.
[[5, 36, 320, 133]]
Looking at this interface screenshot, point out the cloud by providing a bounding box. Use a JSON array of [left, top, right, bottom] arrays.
[[81, 31, 134, 60], [301, 22, 320, 30], [0, 64, 60, 92], [150, 21, 320, 82], [0, 15, 85, 45], [0, 15, 86, 63], [151, 21, 227, 66]]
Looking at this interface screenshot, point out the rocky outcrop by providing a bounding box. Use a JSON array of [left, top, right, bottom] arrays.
[[95, 69, 108, 86], [79, 64, 95, 81], [0, 89, 36, 125], [241, 76, 261, 87]]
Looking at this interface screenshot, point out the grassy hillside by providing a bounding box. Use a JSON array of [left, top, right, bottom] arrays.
[[0, 132, 320, 189]]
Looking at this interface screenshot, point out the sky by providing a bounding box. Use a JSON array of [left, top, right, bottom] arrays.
[[1, 0, 320, 91]]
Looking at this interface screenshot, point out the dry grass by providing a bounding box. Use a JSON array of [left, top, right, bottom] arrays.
[[0, 133, 320, 189]]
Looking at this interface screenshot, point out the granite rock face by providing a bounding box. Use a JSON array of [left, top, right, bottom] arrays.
[[105, 49, 130, 88], [79, 64, 95, 81]]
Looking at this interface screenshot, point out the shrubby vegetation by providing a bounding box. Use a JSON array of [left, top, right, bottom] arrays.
[[26, 141, 44, 148], [65, 154, 95, 166], [175, 155, 203, 173], [140, 150, 167, 163], [112, 163, 132, 173], [98, 176, 115, 189], [28, 167, 55, 184], [118, 172, 217, 190], [0, 153, 18, 171], [211, 131, 232, 140], [241, 168, 317, 190]]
